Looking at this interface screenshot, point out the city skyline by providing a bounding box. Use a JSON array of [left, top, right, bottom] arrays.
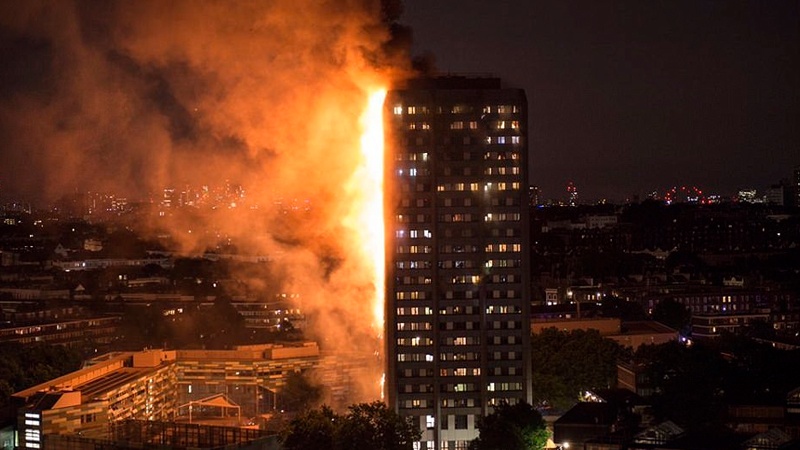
[[401, 0, 799, 201], [1, 2, 797, 205]]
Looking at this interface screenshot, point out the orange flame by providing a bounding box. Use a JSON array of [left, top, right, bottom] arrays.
[[359, 89, 387, 335]]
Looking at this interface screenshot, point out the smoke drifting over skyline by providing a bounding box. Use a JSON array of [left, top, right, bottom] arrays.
[[1, 0, 410, 402], [1, 0, 406, 202]]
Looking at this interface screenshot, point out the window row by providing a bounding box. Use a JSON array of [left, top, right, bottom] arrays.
[[485, 259, 521, 268], [485, 166, 521, 175], [398, 182, 431, 192], [484, 212, 521, 222], [441, 367, 482, 377], [393, 213, 430, 223], [485, 305, 521, 314], [440, 306, 478, 316], [436, 182, 521, 192], [397, 353, 435, 362], [397, 337, 434, 346], [403, 384, 434, 394], [395, 291, 427, 300], [396, 229, 434, 239], [485, 243, 521, 253], [441, 398, 479, 408], [395, 276, 433, 286], [395, 152, 429, 162], [397, 306, 434, 316], [397, 318, 522, 328], [397, 320, 487, 331], [395, 150, 520, 164], [488, 351, 521, 360], [485, 136, 521, 145], [395, 260, 432, 269], [392, 104, 520, 115], [488, 274, 518, 283], [396, 245, 433, 254], [398, 366, 522, 378], [487, 382, 523, 392], [396, 167, 430, 177], [485, 151, 519, 160], [449, 275, 481, 285], [397, 352, 482, 362]]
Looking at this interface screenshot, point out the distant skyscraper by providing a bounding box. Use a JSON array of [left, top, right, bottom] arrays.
[[385, 76, 532, 450], [566, 181, 578, 206], [528, 185, 541, 207]]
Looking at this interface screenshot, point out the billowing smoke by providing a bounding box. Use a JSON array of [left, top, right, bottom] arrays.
[[0, 0, 410, 402]]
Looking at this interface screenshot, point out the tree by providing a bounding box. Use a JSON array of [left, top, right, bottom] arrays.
[[469, 402, 548, 450], [531, 328, 627, 410], [282, 406, 337, 450], [634, 341, 727, 429], [279, 370, 323, 412], [0, 343, 83, 409], [281, 401, 420, 450], [652, 298, 691, 332], [600, 296, 646, 321]]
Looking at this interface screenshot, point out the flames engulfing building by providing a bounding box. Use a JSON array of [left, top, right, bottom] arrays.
[[384, 77, 532, 449]]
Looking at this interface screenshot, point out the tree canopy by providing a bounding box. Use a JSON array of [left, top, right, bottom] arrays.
[[531, 328, 627, 410], [278, 370, 323, 412], [469, 402, 548, 450], [652, 298, 691, 332], [281, 401, 420, 450], [0, 343, 83, 408]]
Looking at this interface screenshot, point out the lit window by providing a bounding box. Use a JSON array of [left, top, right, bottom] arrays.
[[393, 105, 403, 115]]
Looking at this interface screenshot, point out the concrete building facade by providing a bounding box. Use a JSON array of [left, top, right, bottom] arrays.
[[384, 76, 532, 450]]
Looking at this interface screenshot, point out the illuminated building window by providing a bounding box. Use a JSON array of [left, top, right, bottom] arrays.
[[393, 105, 403, 115], [450, 121, 464, 130], [407, 106, 416, 114], [426, 415, 435, 429], [469, 121, 478, 129]]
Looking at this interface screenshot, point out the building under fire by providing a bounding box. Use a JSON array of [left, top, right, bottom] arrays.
[[384, 76, 532, 449]]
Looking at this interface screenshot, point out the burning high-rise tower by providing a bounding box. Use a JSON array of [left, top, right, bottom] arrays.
[[384, 76, 532, 450]]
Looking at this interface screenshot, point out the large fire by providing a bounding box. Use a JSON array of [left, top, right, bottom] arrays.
[[0, 0, 408, 406], [360, 89, 388, 334]]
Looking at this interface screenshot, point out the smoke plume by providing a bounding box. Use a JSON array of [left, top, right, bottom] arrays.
[[0, 0, 410, 402]]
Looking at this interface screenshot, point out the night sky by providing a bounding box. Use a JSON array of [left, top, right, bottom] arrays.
[[401, 0, 799, 202]]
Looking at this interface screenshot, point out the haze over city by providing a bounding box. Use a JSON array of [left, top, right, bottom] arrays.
[[1, 2, 799, 450]]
